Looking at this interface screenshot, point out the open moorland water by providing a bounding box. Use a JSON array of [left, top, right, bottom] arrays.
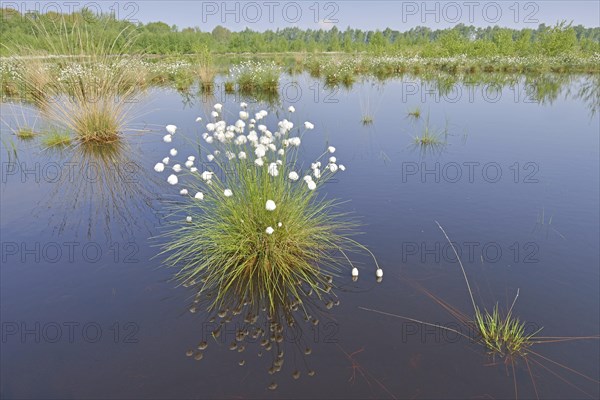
[[1, 73, 599, 398]]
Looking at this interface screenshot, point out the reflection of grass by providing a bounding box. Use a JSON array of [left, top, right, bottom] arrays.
[[224, 81, 235, 93], [42, 130, 72, 147]]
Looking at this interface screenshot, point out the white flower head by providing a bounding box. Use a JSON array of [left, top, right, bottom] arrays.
[[186, 216, 192, 222], [255, 158, 264, 167], [166, 125, 177, 135], [288, 106, 295, 113], [170, 148, 178, 156], [307, 180, 317, 190], [154, 163, 165, 172], [207, 154, 215, 162], [329, 156, 336, 163], [277, 222, 282, 227], [266, 200, 276, 211], [162, 157, 170, 165], [268, 163, 279, 177], [238, 151, 247, 160], [214, 103, 223, 112], [328, 146, 336, 153], [339, 164, 346, 171], [224, 189, 233, 197], [304, 121, 314, 130], [180, 188, 188, 195], [172, 164, 182, 173], [167, 174, 178, 185], [195, 117, 202, 122], [185, 160, 194, 168], [187, 156, 195, 161], [265, 226, 274, 235], [194, 192, 204, 200], [239, 111, 249, 120], [288, 171, 299, 181], [201, 171, 213, 181], [163, 134, 172, 143], [211, 111, 219, 118], [240, 102, 248, 108], [190, 167, 198, 172], [329, 163, 338, 173]]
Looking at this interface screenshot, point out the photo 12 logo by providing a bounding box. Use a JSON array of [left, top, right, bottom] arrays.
[[401, 162, 540, 184], [200, 1, 340, 25], [2, 321, 140, 344], [401, 240, 540, 264], [1, 2, 140, 22], [400, 1, 540, 25]]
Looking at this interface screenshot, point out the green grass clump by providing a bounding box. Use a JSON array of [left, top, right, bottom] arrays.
[[475, 303, 538, 357], [232, 60, 281, 94], [12, 15, 145, 143], [42, 130, 72, 147], [361, 115, 374, 125], [160, 105, 379, 321], [407, 107, 421, 119], [16, 128, 36, 140]]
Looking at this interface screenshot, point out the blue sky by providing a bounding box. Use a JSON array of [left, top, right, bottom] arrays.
[[5, 1, 600, 31]]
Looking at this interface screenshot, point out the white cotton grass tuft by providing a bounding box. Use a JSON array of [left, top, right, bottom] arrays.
[[328, 146, 336, 153], [162, 157, 170, 165], [351, 267, 359, 277], [277, 222, 282, 227], [339, 165, 346, 171], [170, 148, 178, 156], [224, 189, 233, 197], [180, 189, 188, 195], [172, 164, 182, 173], [167, 174, 178, 185], [194, 192, 204, 200], [163, 134, 172, 143], [186, 216, 192, 222], [166, 125, 177, 135], [307, 181, 317, 190], [265, 226, 274, 235], [154, 163, 165, 172], [265, 200, 276, 211], [214, 103, 223, 112], [207, 154, 215, 162], [288, 106, 295, 113], [376, 268, 383, 278], [187, 156, 195, 161], [288, 171, 299, 181], [185, 160, 194, 168], [190, 167, 198, 172], [304, 121, 314, 130], [211, 111, 219, 118], [195, 117, 202, 122]]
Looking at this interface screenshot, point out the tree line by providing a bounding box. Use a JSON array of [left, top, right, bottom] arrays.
[[1, 8, 598, 56]]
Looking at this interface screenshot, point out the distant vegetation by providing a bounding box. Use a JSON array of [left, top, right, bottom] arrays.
[[1, 8, 599, 57]]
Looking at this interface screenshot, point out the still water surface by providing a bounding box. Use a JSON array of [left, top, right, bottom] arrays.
[[1, 74, 598, 398]]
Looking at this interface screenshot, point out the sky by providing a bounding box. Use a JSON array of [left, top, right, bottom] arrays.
[[4, 1, 600, 31]]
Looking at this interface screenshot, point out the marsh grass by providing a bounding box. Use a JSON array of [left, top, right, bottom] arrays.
[[232, 60, 281, 94], [42, 129, 72, 148], [360, 220, 600, 398], [12, 16, 145, 143], [159, 106, 380, 323], [407, 106, 421, 119], [15, 127, 36, 140]]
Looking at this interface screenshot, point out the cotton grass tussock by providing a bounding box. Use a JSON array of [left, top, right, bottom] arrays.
[[158, 104, 383, 323]]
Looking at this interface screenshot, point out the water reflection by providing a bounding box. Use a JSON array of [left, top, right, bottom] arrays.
[[40, 140, 159, 240]]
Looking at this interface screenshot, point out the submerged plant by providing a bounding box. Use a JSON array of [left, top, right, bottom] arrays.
[[42, 130, 72, 148], [158, 104, 381, 322]]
